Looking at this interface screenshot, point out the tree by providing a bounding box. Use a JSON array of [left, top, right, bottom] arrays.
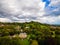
[[31, 40, 38, 45]]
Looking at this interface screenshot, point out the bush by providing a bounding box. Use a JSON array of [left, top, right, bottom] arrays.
[[31, 40, 38, 45]]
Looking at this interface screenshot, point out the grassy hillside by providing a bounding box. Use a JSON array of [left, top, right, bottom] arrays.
[[0, 21, 60, 45]]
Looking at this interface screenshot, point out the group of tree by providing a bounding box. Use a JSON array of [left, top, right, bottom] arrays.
[[0, 21, 60, 45]]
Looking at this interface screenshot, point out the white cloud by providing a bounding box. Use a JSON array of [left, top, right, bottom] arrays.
[[49, 0, 60, 6], [0, 0, 45, 15], [0, 0, 46, 22], [0, 0, 60, 24], [0, 18, 12, 22], [31, 13, 60, 24]]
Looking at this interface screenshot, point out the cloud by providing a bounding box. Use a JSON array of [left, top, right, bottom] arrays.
[[45, 0, 60, 16], [0, 0, 60, 24], [0, 0, 45, 15], [0, 0, 45, 22], [0, 18, 12, 22]]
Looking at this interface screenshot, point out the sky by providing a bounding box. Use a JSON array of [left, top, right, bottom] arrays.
[[0, 0, 60, 25]]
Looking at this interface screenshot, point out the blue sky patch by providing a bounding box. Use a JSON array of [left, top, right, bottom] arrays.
[[42, 0, 51, 7]]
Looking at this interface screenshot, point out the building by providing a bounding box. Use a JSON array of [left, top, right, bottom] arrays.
[[19, 32, 27, 39]]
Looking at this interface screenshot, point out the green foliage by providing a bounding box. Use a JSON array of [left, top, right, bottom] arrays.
[[20, 39, 30, 45], [0, 21, 60, 45], [0, 36, 21, 45], [31, 40, 38, 45]]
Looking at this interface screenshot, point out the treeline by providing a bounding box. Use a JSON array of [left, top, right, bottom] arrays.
[[0, 21, 60, 45]]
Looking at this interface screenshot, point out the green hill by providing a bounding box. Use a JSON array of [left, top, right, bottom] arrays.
[[0, 21, 60, 45]]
